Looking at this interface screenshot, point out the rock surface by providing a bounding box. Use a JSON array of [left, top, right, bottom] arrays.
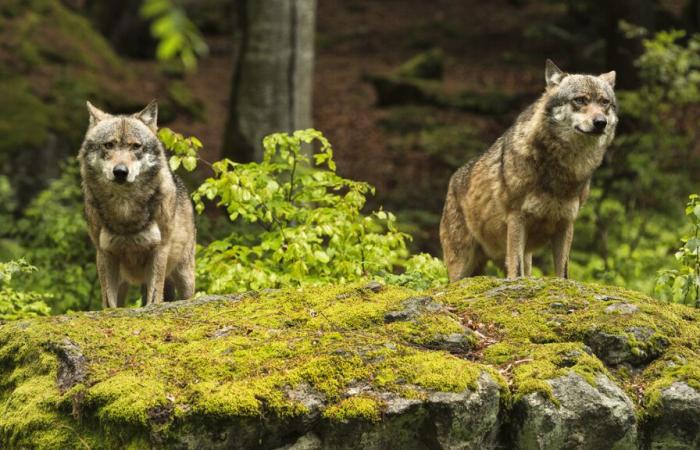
[[0, 277, 699, 449], [512, 372, 637, 450], [643, 382, 700, 449]]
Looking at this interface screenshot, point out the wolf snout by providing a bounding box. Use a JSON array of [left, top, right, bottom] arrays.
[[592, 116, 607, 133], [113, 165, 129, 183]]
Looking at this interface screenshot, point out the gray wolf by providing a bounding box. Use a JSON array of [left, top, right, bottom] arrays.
[[440, 60, 617, 281], [79, 101, 196, 307]]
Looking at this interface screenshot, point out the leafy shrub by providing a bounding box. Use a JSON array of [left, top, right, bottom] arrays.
[[0, 259, 51, 321], [656, 194, 700, 307], [163, 128, 447, 293], [13, 163, 98, 313]]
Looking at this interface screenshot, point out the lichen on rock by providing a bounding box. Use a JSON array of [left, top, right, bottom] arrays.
[[0, 277, 698, 449]]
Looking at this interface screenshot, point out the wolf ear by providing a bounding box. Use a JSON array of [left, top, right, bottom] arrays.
[[86, 101, 109, 128], [135, 100, 158, 132], [545, 59, 567, 87], [599, 70, 616, 88]]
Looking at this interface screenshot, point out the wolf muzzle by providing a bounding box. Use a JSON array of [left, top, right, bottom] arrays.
[[592, 115, 607, 134], [113, 164, 129, 183]]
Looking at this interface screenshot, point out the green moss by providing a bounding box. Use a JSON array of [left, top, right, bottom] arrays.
[[641, 347, 700, 417], [385, 313, 470, 347], [1, 278, 698, 446], [323, 395, 382, 423], [435, 277, 700, 405], [0, 283, 501, 446], [87, 373, 169, 426], [510, 343, 607, 404]]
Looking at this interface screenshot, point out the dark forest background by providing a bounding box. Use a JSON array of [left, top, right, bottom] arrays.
[[1, 0, 700, 316]]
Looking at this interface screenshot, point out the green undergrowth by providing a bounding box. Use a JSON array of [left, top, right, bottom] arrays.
[[0, 278, 698, 446]]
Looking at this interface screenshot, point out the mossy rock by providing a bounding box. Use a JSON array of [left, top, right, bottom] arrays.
[[1, 278, 699, 448]]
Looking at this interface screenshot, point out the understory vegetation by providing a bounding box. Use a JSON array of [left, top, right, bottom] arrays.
[[0, 18, 698, 317], [163, 127, 448, 294]]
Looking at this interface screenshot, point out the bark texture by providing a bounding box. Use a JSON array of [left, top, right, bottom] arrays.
[[224, 0, 316, 162]]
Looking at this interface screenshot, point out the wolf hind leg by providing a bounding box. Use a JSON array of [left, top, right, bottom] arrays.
[[451, 237, 487, 281], [440, 193, 487, 282], [117, 282, 129, 308], [163, 279, 176, 302], [170, 259, 195, 301]]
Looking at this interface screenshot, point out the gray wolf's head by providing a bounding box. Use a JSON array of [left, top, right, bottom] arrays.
[[543, 60, 618, 142], [81, 101, 163, 185]]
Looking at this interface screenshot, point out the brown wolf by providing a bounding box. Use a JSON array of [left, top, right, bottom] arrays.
[[79, 101, 196, 307], [440, 60, 617, 281]]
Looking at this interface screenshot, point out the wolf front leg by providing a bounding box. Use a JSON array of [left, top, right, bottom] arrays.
[[552, 221, 574, 278], [523, 252, 533, 276], [96, 250, 121, 308], [506, 213, 526, 278], [144, 245, 170, 305]]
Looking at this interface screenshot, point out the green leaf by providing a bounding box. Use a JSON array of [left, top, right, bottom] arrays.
[[182, 156, 197, 172], [157, 34, 184, 60]]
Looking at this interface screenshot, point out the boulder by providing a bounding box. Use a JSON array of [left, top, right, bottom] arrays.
[[586, 326, 669, 367], [1, 277, 699, 449], [643, 382, 700, 449], [512, 372, 637, 450]]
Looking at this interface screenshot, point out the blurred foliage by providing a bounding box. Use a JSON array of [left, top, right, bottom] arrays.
[[0, 259, 51, 321], [140, 0, 208, 71], [656, 194, 700, 307], [0, 0, 143, 204], [570, 29, 700, 296], [11, 164, 99, 313], [164, 128, 448, 293], [0, 1, 699, 314]]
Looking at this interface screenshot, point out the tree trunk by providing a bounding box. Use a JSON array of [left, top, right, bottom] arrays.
[[684, 0, 700, 33], [603, 0, 655, 89], [223, 0, 316, 162]]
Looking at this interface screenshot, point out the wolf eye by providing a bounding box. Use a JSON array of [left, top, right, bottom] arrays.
[[572, 96, 588, 106], [103, 141, 115, 150], [131, 143, 142, 150], [600, 98, 611, 107]]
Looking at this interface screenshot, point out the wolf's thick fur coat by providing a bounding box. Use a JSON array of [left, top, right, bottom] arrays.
[[440, 60, 618, 280], [79, 101, 196, 307]]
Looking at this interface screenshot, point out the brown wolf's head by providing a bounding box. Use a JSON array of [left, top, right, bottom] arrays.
[[543, 60, 618, 142], [80, 101, 163, 185]]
